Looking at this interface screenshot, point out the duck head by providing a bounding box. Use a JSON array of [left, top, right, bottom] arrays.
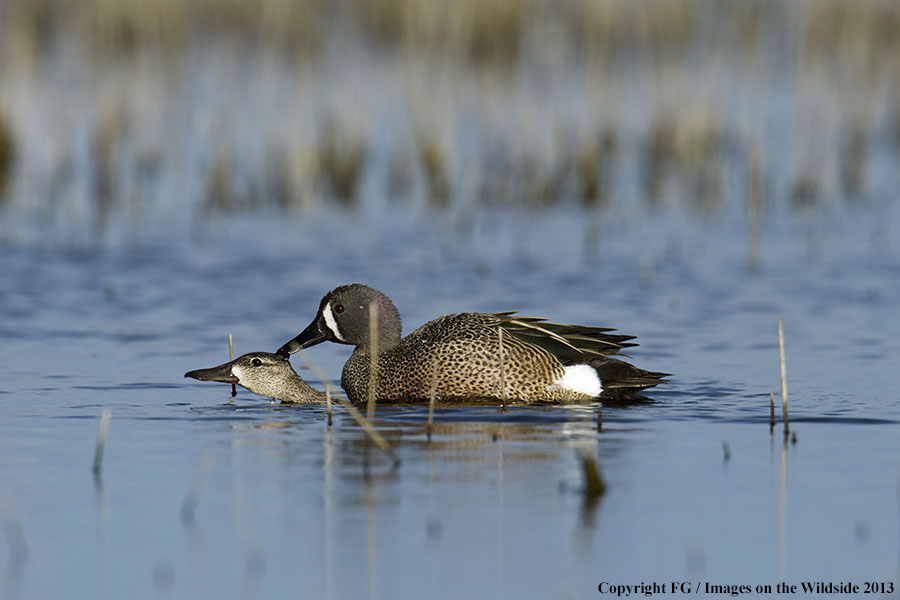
[[277, 283, 402, 356], [185, 351, 318, 403]]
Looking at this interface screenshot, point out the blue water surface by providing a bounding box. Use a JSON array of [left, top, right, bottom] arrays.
[[1, 197, 898, 599]]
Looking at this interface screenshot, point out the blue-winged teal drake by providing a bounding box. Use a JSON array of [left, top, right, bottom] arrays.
[[276, 284, 667, 404], [185, 352, 325, 404]]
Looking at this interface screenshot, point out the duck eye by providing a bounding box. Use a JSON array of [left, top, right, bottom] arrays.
[[251, 358, 262, 367], [334, 304, 345, 314]]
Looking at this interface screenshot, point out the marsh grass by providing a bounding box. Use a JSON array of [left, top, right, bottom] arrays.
[[575, 129, 617, 207], [778, 319, 789, 434], [414, 128, 450, 208], [1, 0, 897, 246], [204, 152, 237, 213], [318, 117, 367, 206], [326, 384, 332, 427], [368, 302, 378, 420], [228, 334, 236, 397], [497, 326, 507, 410], [0, 112, 14, 203], [427, 356, 437, 437]]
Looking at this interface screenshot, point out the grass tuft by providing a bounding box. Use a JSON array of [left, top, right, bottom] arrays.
[[778, 319, 789, 434], [0, 111, 15, 202]]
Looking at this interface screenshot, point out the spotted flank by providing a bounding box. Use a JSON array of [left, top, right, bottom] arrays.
[[276, 284, 668, 404]]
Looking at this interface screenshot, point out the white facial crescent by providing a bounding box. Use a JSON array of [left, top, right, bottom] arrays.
[[322, 302, 345, 342]]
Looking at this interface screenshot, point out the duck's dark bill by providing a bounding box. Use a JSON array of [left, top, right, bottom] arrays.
[[276, 319, 328, 356], [184, 361, 238, 383]]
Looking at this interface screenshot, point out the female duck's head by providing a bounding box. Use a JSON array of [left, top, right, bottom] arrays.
[[185, 352, 324, 404]]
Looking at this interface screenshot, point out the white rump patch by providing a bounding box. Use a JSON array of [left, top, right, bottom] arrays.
[[553, 364, 602, 397], [322, 302, 345, 341]]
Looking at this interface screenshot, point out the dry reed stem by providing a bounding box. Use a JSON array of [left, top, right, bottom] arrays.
[[326, 383, 332, 427], [368, 302, 378, 420], [498, 325, 506, 409], [427, 355, 437, 437], [92, 408, 112, 477], [228, 333, 236, 397], [778, 318, 789, 433]]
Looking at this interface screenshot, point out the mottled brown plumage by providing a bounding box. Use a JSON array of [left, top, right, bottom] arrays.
[[277, 284, 667, 404]]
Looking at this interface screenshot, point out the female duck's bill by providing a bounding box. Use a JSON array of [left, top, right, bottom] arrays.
[[185, 351, 325, 404]]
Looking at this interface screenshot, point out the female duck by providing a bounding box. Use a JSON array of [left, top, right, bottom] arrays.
[[185, 352, 325, 404]]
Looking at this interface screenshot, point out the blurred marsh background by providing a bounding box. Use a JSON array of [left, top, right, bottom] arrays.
[[1, 1, 899, 599], [1, 0, 898, 249]]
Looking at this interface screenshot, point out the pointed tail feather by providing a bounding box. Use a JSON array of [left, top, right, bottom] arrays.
[[498, 314, 638, 361]]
